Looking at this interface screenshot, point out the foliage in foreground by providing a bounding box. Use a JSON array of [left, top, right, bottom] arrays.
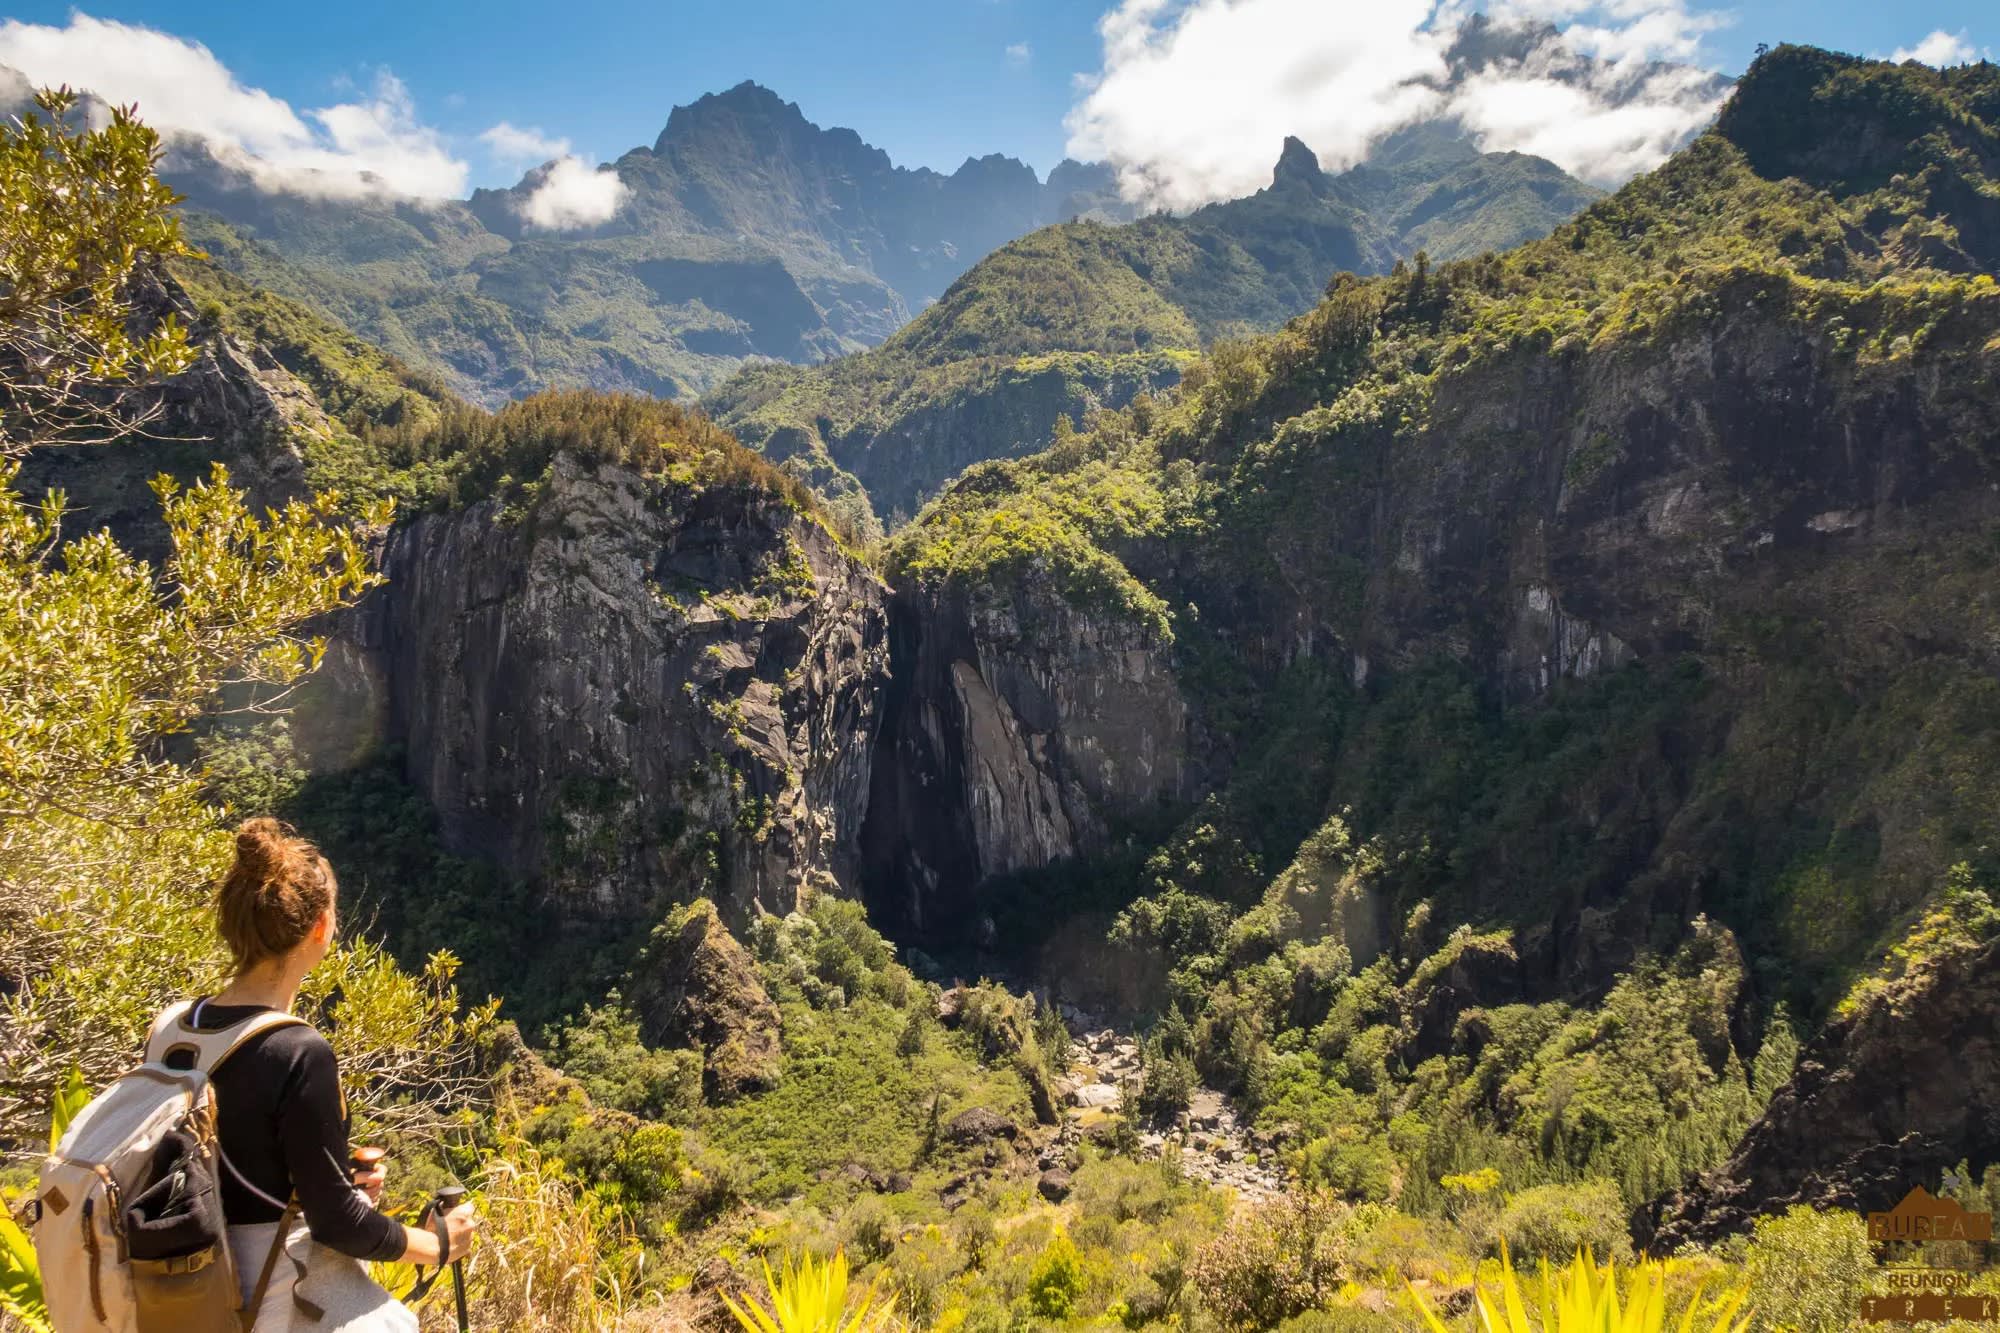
[[1413, 1249, 1749, 1333], [0, 87, 195, 459], [725, 1250, 895, 1333]]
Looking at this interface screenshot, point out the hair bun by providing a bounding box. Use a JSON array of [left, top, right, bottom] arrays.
[[234, 816, 285, 877], [218, 817, 334, 974]]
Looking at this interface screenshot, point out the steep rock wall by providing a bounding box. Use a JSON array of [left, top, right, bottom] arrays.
[[353, 453, 888, 922], [862, 577, 1194, 936], [874, 277, 2000, 978]]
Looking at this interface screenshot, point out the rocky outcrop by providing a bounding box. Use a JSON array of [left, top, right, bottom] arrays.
[[626, 899, 782, 1101], [1641, 936, 2000, 1250], [352, 451, 888, 921], [862, 577, 1195, 937]]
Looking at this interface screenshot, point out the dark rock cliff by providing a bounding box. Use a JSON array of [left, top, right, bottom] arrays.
[[351, 453, 889, 923], [862, 576, 1195, 937], [870, 279, 2000, 948]]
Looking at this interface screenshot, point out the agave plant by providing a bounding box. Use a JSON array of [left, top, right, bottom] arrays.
[[724, 1248, 896, 1333], [1412, 1247, 1749, 1333]]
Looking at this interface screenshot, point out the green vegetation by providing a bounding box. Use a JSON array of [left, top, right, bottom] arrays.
[[864, 43, 2000, 1270], [14, 48, 2000, 1333], [1739, 1206, 1876, 1333], [725, 1249, 896, 1333], [0, 88, 197, 455], [0, 87, 486, 1157]]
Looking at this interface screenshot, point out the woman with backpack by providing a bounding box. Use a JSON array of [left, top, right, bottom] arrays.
[[151, 817, 480, 1329]]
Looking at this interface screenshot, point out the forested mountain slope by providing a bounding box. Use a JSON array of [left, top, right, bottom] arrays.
[[867, 44, 2000, 1222]]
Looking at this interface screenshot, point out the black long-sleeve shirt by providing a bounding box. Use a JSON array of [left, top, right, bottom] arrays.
[[163, 999, 405, 1263]]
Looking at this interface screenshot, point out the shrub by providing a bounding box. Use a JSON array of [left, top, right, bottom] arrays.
[[1070, 1154, 1193, 1226], [545, 994, 703, 1122], [1494, 1179, 1633, 1264], [1343, 1207, 1459, 1284], [1743, 1204, 1875, 1333], [1189, 1189, 1349, 1329], [1137, 1041, 1198, 1123], [1027, 1228, 1088, 1319], [1275, 1308, 1407, 1333], [469, 1125, 644, 1333], [1299, 1128, 1396, 1203], [841, 1194, 899, 1264], [885, 1223, 962, 1328], [807, 897, 895, 997], [896, 1006, 929, 1058]]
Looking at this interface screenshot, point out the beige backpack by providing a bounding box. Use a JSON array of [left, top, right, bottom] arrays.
[[33, 1001, 305, 1332]]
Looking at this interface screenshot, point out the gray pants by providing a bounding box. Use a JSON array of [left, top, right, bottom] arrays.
[[227, 1222, 418, 1333]]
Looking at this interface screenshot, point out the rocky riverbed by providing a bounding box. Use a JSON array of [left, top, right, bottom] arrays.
[[1046, 1021, 1287, 1204]]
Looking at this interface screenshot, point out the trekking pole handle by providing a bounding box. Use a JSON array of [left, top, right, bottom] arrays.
[[434, 1185, 470, 1333]]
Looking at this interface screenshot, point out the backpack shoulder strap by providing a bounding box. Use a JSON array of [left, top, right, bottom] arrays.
[[142, 1000, 197, 1060], [144, 1000, 308, 1073]]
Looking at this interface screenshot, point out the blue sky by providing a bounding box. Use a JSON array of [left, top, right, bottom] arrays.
[[0, 0, 1990, 202]]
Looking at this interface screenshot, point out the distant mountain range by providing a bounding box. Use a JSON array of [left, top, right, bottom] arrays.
[[140, 80, 1143, 405], [4, 63, 1602, 419], [706, 121, 1601, 528]]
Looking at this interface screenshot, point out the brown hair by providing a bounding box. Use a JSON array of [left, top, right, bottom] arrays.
[[217, 817, 336, 974]]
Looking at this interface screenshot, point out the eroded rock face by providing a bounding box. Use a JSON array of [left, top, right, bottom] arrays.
[[353, 452, 889, 921], [862, 577, 1195, 936], [1641, 937, 2000, 1250]]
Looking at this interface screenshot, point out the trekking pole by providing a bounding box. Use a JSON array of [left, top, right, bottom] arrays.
[[435, 1184, 470, 1333]]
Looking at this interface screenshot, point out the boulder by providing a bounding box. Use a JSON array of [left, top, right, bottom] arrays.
[[947, 1107, 1018, 1144], [1072, 1082, 1122, 1109], [1038, 1168, 1074, 1202]]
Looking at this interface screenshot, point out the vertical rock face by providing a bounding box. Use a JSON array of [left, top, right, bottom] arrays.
[[862, 578, 1194, 936], [354, 453, 889, 922]]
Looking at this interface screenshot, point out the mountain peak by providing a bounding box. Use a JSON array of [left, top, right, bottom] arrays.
[[1273, 136, 1327, 189], [656, 81, 811, 155], [708, 79, 787, 110]]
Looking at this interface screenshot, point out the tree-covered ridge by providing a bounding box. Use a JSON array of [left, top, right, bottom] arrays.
[[708, 131, 1597, 529], [895, 47, 2000, 606]]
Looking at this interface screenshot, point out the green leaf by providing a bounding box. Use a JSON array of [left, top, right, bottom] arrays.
[[0, 1210, 51, 1333], [49, 1066, 87, 1155]]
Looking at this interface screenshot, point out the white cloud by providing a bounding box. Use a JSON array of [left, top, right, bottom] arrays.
[[480, 121, 570, 165], [1006, 42, 1033, 66], [517, 157, 629, 231], [0, 13, 467, 199], [1891, 30, 1977, 66], [1065, 0, 1731, 210]]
